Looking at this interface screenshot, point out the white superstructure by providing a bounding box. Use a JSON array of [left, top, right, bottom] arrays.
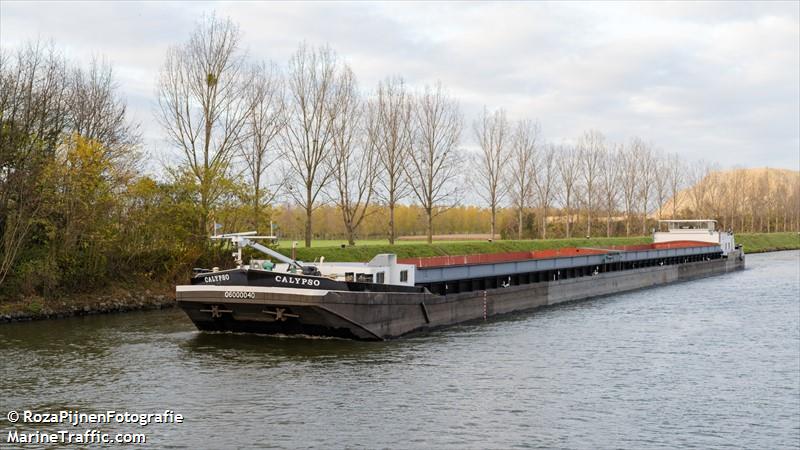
[[262, 254, 416, 286], [210, 231, 417, 286], [653, 220, 736, 256]]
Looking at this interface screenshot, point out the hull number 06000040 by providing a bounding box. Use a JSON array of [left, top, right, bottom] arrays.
[[224, 291, 256, 299]]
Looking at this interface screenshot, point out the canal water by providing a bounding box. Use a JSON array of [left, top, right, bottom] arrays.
[[1, 251, 798, 449]]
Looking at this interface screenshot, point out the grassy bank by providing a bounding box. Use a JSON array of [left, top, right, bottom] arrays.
[[736, 232, 800, 254], [276, 239, 481, 248], [291, 236, 654, 262], [290, 232, 799, 262]]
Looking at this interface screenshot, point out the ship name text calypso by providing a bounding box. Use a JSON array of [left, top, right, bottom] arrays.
[[275, 275, 321, 287]]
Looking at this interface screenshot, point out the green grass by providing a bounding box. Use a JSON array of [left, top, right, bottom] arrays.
[[290, 236, 653, 263], [282, 232, 799, 262], [276, 239, 478, 248], [736, 232, 800, 254]]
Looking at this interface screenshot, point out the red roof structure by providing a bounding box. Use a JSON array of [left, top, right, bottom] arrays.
[[397, 241, 716, 268]]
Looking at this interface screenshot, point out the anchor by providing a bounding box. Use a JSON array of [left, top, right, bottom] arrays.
[[200, 305, 233, 318], [263, 308, 299, 321]]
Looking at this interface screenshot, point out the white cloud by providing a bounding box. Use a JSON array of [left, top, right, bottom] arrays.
[[1, 0, 797, 170]]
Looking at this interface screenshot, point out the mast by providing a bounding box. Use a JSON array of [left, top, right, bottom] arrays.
[[211, 231, 305, 269]]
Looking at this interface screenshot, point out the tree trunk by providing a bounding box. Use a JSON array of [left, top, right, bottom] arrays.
[[200, 188, 209, 237], [491, 205, 496, 240], [304, 208, 312, 248], [426, 207, 433, 244], [517, 207, 523, 240], [565, 202, 571, 239], [625, 211, 631, 237], [305, 184, 313, 247], [253, 184, 261, 231], [606, 212, 612, 237], [388, 200, 396, 245], [586, 209, 592, 237], [541, 207, 548, 239]]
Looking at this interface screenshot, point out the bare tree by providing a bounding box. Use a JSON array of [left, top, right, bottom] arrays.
[[556, 145, 580, 238], [754, 170, 770, 232], [240, 61, 286, 231], [619, 143, 639, 236], [652, 151, 669, 221], [406, 83, 463, 244], [283, 44, 340, 247], [156, 14, 249, 236], [374, 77, 413, 244], [328, 67, 378, 245], [599, 143, 621, 237], [507, 119, 539, 239], [728, 168, 747, 231], [747, 173, 758, 231], [63, 59, 141, 255], [725, 167, 746, 231], [756, 172, 770, 232], [533, 144, 557, 239], [773, 179, 788, 232], [473, 106, 509, 240], [630, 137, 655, 234], [578, 130, 604, 237], [705, 170, 726, 227], [687, 160, 713, 217], [70, 57, 140, 167], [666, 153, 684, 218]]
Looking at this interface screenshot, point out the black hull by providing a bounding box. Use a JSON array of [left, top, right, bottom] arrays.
[[176, 250, 746, 341], [190, 316, 364, 340], [178, 299, 380, 340]]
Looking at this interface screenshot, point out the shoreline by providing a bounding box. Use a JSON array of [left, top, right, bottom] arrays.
[[1, 287, 176, 324], [2, 246, 797, 325]]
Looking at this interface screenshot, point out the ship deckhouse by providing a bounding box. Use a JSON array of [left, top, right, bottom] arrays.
[[654, 220, 737, 255]]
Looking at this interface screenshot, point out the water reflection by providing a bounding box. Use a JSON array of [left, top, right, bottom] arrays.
[[179, 331, 408, 366], [1, 251, 798, 449]]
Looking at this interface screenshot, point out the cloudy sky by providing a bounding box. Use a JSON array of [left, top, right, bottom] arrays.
[[2, 1, 798, 170]]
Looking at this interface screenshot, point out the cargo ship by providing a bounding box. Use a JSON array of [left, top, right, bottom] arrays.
[[176, 220, 745, 340]]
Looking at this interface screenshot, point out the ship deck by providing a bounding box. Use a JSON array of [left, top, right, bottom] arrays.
[[399, 241, 724, 295]]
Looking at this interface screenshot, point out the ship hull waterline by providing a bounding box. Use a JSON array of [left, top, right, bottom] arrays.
[[176, 251, 745, 341]]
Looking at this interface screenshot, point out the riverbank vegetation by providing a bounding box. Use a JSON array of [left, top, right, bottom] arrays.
[[735, 232, 800, 254], [288, 232, 798, 263], [1, 14, 798, 304]]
